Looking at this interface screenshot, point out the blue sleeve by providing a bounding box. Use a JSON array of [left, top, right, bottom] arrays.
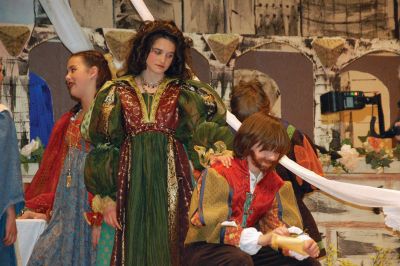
[[0, 111, 25, 218]]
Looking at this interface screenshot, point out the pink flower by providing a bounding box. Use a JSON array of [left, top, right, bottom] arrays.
[[338, 144, 360, 171]]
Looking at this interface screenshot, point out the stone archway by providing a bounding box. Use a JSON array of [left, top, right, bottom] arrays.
[[337, 51, 400, 148], [340, 51, 400, 127], [29, 41, 73, 121], [234, 41, 316, 139], [338, 70, 391, 147]]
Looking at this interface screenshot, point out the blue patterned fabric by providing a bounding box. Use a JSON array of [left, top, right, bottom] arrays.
[[0, 110, 24, 266], [27, 144, 96, 266], [29, 72, 54, 146], [96, 223, 115, 266]]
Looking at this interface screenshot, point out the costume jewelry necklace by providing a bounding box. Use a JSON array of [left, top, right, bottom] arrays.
[[140, 75, 164, 91]]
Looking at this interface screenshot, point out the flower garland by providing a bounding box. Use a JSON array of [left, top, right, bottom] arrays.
[[319, 136, 399, 174]]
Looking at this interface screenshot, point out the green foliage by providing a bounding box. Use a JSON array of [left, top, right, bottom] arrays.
[[331, 159, 350, 173], [341, 138, 352, 146], [365, 150, 393, 169], [358, 135, 368, 143], [393, 144, 400, 161], [356, 147, 366, 155]]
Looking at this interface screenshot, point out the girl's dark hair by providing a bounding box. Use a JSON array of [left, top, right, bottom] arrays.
[[127, 20, 193, 80], [234, 111, 290, 159], [71, 50, 112, 89]]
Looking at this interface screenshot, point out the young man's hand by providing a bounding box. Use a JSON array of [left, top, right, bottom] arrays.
[[210, 154, 233, 168], [303, 239, 320, 258], [257, 225, 289, 246]]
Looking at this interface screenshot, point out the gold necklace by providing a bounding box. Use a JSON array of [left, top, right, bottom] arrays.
[[140, 75, 164, 91], [66, 109, 83, 188], [66, 145, 73, 188]]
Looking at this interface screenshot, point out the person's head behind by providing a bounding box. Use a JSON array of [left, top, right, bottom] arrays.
[[66, 50, 111, 100], [230, 79, 271, 122], [234, 111, 290, 172], [128, 20, 192, 80]]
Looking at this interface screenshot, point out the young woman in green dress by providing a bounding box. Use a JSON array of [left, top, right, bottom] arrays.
[[82, 20, 232, 266]]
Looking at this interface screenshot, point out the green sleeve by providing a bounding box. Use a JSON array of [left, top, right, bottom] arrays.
[[82, 81, 126, 199], [176, 80, 234, 170]]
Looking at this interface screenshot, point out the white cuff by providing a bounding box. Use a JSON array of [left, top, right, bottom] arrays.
[[287, 226, 303, 235], [239, 227, 263, 255], [287, 227, 311, 261]]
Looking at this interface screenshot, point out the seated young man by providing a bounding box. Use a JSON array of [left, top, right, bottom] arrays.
[[184, 112, 320, 266], [230, 79, 325, 255]]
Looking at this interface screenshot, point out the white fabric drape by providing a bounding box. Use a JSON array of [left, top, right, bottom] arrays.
[[39, 0, 93, 53], [39, 0, 152, 52], [129, 0, 155, 21], [279, 156, 400, 208], [226, 110, 400, 231]]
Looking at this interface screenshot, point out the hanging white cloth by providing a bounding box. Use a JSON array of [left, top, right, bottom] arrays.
[[129, 0, 155, 21], [39, 0, 93, 53]]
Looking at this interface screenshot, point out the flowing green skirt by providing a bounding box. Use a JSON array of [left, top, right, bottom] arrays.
[[126, 132, 171, 266]]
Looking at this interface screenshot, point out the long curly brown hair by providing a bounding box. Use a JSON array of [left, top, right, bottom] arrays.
[[127, 20, 193, 80]]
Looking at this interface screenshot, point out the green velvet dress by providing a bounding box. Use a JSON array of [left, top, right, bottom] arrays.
[[81, 76, 232, 266]]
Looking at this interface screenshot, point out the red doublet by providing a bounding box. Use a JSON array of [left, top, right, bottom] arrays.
[[213, 158, 284, 228]]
